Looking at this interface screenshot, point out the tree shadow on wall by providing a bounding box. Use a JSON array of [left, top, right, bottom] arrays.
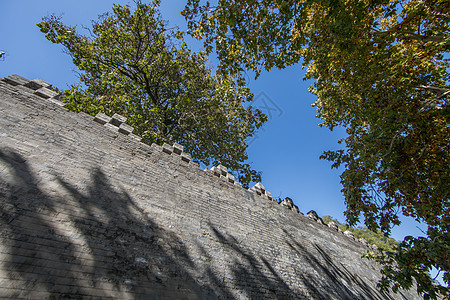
[[0, 148, 411, 300], [282, 229, 410, 300], [204, 225, 299, 299], [193, 222, 410, 300], [0, 148, 218, 299]]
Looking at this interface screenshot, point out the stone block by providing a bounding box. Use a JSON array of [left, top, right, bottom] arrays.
[[359, 238, 369, 247], [344, 230, 355, 240], [118, 123, 134, 135], [181, 152, 191, 163], [104, 122, 118, 132], [93, 113, 111, 125], [327, 221, 339, 231], [2, 74, 30, 86], [150, 143, 162, 152], [210, 166, 220, 177], [138, 143, 152, 154], [15, 85, 35, 95], [162, 143, 173, 154], [173, 143, 184, 155], [217, 164, 227, 176], [48, 98, 65, 107], [234, 181, 242, 187], [254, 183, 265, 193], [306, 210, 319, 221], [129, 133, 142, 142], [110, 113, 127, 126], [204, 168, 213, 176], [34, 87, 58, 99], [24, 78, 51, 90], [226, 173, 235, 183], [250, 183, 267, 197], [254, 189, 262, 196]]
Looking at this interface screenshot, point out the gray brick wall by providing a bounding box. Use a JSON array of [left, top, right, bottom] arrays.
[[0, 75, 420, 299]]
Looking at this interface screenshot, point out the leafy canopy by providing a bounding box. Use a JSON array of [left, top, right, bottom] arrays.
[[37, 0, 267, 187], [183, 0, 449, 298]]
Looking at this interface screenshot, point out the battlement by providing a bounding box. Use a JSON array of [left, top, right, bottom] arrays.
[[0, 75, 419, 299]]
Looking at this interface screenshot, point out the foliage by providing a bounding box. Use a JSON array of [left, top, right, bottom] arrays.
[[183, 0, 449, 297], [37, 1, 267, 187], [322, 215, 399, 252]]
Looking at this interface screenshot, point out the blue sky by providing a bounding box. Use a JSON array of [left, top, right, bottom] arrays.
[[0, 1, 428, 244]]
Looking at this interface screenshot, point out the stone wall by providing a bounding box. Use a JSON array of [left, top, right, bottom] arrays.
[[0, 75, 420, 299]]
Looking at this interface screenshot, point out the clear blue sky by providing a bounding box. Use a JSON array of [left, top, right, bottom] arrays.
[[0, 1, 428, 244]]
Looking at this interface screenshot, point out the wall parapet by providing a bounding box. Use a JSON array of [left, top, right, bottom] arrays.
[[0, 74, 421, 299], [1, 75, 383, 254]]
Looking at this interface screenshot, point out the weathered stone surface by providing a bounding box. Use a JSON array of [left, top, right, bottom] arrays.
[[280, 197, 300, 214], [327, 221, 339, 231], [93, 112, 111, 125], [359, 238, 370, 247], [162, 142, 174, 154], [226, 172, 235, 184], [210, 166, 220, 177], [173, 142, 184, 155], [110, 113, 127, 126], [2, 74, 30, 86], [129, 133, 142, 142], [180, 152, 191, 163], [307, 210, 319, 221], [34, 87, 58, 99], [104, 122, 118, 132], [24, 78, 52, 90], [0, 77, 422, 300], [118, 123, 134, 135], [217, 164, 228, 176], [254, 182, 265, 193], [344, 230, 356, 240]]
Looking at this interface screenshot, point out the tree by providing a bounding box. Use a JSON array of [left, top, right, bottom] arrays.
[[37, 1, 267, 187], [183, 0, 449, 297]]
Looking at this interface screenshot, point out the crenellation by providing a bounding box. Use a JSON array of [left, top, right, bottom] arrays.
[[24, 78, 52, 90], [162, 142, 174, 154], [93, 112, 111, 125], [280, 197, 300, 214], [172, 142, 184, 155], [0, 75, 421, 299], [327, 221, 339, 231], [2, 74, 30, 86], [249, 182, 273, 201], [34, 87, 58, 99], [344, 230, 356, 240], [2, 75, 65, 109], [118, 123, 134, 135], [180, 152, 191, 163], [110, 113, 127, 126], [217, 164, 228, 176]]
